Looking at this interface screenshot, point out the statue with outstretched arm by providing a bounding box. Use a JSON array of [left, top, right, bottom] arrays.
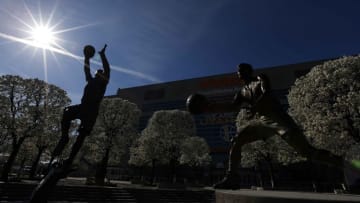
[[30, 44, 110, 203], [187, 63, 344, 189], [50, 44, 109, 163]]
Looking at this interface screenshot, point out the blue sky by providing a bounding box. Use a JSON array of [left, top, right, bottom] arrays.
[[0, 0, 359, 104]]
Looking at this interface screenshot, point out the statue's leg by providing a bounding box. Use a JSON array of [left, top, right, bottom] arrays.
[[214, 123, 277, 189], [51, 105, 81, 158], [30, 129, 86, 203], [62, 130, 88, 171], [66, 126, 92, 164], [261, 107, 343, 167], [30, 107, 96, 203], [281, 128, 343, 167], [66, 109, 98, 163], [31, 105, 81, 203]]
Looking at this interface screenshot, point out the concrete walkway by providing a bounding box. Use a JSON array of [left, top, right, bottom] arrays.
[[216, 189, 360, 203]]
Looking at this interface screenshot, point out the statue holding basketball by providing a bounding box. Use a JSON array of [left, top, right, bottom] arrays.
[[187, 63, 343, 189], [50, 44, 110, 164], [30, 44, 110, 203]]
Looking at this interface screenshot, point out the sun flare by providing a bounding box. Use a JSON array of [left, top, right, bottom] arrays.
[[0, 3, 160, 83], [30, 25, 56, 48]]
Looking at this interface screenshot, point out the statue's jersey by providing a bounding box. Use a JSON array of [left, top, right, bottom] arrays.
[[81, 77, 108, 106], [233, 75, 298, 133], [235, 79, 261, 106], [233, 74, 270, 109]]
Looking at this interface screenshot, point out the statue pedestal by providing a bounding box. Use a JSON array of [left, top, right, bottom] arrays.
[[216, 189, 360, 203]]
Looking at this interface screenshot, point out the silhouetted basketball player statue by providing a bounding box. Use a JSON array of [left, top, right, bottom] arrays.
[[50, 44, 110, 163], [30, 44, 110, 203], [187, 63, 343, 189]]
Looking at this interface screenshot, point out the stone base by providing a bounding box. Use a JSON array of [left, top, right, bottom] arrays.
[[216, 189, 360, 203]]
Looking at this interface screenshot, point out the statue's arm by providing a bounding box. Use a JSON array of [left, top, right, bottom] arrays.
[[205, 92, 242, 113], [258, 74, 271, 94], [84, 57, 92, 82], [253, 74, 271, 104], [99, 44, 110, 80]]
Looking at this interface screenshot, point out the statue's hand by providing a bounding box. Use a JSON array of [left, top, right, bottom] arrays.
[[99, 44, 107, 55]]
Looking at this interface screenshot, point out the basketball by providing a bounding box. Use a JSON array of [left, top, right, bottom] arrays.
[[186, 93, 209, 114], [83, 45, 95, 58]]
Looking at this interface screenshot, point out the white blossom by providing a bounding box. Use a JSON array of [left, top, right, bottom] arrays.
[[288, 55, 360, 160]]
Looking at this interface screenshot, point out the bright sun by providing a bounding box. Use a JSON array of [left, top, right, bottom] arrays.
[[30, 25, 56, 48]]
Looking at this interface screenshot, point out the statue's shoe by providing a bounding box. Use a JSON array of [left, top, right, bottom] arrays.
[[213, 175, 241, 190]]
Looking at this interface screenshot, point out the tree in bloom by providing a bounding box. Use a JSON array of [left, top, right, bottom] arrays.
[[288, 55, 360, 160], [129, 110, 207, 182], [82, 98, 141, 185], [28, 81, 70, 178], [179, 136, 211, 167], [0, 75, 70, 181]]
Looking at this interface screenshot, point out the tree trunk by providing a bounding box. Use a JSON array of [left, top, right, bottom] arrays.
[[29, 147, 46, 179], [1, 137, 25, 181], [140, 166, 144, 182], [267, 160, 275, 189], [255, 164, 263, 187], [151, 159, 156, 184], [95, 148, 110, 185], [170, 159, 177, 183]]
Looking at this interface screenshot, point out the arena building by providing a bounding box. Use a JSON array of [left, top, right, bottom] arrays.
[[114, 59, 327, 167]]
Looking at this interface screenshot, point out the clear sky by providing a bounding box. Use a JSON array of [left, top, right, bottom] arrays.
[[0, 0, 359, 104]]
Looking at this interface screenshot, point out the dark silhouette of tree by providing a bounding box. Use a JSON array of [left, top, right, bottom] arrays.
[[0, 75, 70, 181]]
